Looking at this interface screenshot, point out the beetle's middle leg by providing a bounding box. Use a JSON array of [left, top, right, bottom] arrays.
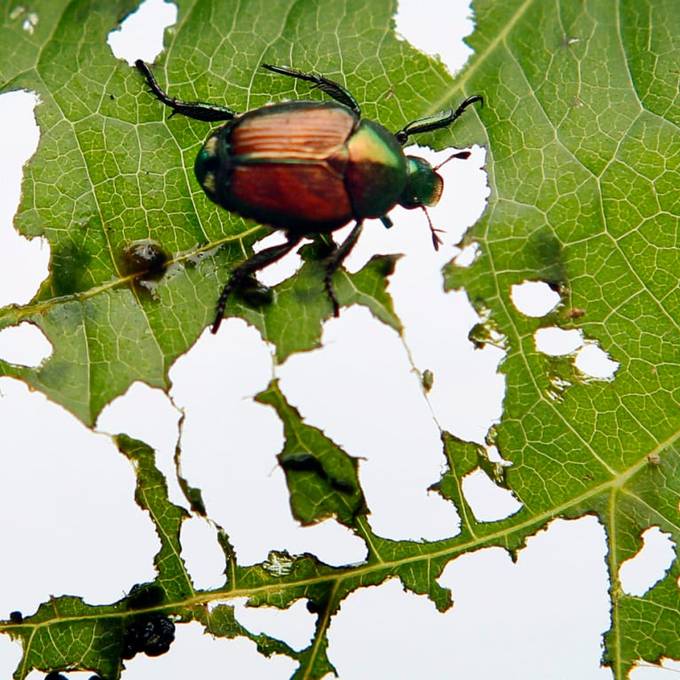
[[323, 221, 364, 317], [211, 233, 303, 334], [136, 60, 237, 122]]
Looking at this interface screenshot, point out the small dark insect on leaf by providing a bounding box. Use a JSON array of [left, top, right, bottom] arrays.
[[566, 307, 585, 319], [9, 610, 23, 623], [121, 239, 169, 279]]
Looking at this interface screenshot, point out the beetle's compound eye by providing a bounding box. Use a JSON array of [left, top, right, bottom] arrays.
[[195, 133, 221, 196], [399, 156, 443, 209]]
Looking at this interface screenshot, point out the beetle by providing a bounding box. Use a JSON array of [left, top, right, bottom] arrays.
[[135, 60, 482, 333]]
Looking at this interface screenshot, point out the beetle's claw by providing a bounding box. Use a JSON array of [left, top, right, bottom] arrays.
[[431, 228, 445, 251]]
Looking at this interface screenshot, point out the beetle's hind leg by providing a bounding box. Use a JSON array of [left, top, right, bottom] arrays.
[[136, 60, 237, 122], [323, 221, 364, 317], [261, 63, 361, 117], [211, 233, 303, 334]]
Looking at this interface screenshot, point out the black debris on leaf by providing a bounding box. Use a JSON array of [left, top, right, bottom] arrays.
[[122, 613, 175, 660], [125, 583, 165, 610], [306, 596, 329, 615]]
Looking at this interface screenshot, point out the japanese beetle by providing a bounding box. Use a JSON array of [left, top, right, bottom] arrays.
[[136, 61, 482, 332]]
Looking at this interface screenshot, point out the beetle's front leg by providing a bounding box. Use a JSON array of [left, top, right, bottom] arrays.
[[212, 232, 303, 333], [136, 60, 237, 123], [323, 221, 364, 317]]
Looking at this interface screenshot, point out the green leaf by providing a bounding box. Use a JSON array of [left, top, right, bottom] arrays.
[[4, 596, 125, 680], [115, 434, 195, 601], [256, 380, 368, 526], [446, 0, 680, 675], [1, 0, 679, 678], [234, 245, 402, 363], [0, 0, 427, 424]]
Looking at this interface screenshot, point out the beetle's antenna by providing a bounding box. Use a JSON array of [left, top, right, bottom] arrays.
[[421, 207, 443, 251], [435, 150, 471, 170]]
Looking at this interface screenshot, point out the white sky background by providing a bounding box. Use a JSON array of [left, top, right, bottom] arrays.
[[0, 1, 677, 678]]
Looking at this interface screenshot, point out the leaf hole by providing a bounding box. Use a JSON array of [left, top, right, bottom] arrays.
[[461, 468, 522, 521], [534, 328, 618, 381], [619, 526, 675, 597], [511, 281, 560, 317], [0, 378, 158, 612], [179, 517, 227, 590], [453, 242, 480, 267], [168, 320, 368, 565], [252, 230, 304, 287], [0, 323, 52, 367], [0, 90, 49, 307], [485, 444, 512, 467], [96, 382, 185, 506], [107, 0, 178, 65], [119, 620, 299, 677], [278, 308, 463, 541], [231, 597, 315, 652], [395, 0, 474, 74], [574, 343, 619, 380], [630, 659, 680, 678], [534, 327, 583, 355]]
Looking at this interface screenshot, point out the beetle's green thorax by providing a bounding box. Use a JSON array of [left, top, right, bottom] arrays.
[[399, 156, 444, 209], [345, 120, 407, 218]]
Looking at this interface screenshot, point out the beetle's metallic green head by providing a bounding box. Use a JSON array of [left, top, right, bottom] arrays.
[[194, 132, 222, 199], [398, 156, 444, 209]]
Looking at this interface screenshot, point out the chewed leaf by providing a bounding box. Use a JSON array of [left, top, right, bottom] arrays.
[[1, 0, 679, 678], [256, 380, 368, 527]]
